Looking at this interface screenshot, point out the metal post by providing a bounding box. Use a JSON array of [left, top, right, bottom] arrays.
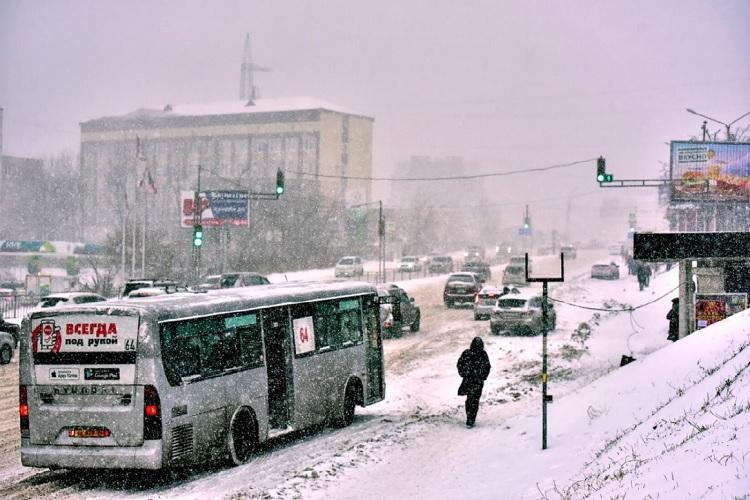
[[526, 252, 564, 451], [379, 201, 385, 284], [542, 279, 548, 450]]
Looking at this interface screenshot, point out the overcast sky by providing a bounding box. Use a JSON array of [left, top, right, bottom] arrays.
[[1, 0, 749, 236]]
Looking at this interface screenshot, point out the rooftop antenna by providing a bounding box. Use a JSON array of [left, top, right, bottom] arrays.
[[240, 33, 271, 102]]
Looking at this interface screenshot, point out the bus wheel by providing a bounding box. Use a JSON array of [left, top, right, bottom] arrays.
[[227, 407, 257, 466], [336, 382, 358, 428], [0, 345, 11, 364]]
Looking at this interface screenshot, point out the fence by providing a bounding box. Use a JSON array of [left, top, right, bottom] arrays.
[[1, 293, 41, 320]]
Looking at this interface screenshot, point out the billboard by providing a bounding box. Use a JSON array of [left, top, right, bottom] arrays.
[[181, 191, 249, 228], [670, 141, 750, 202], [695, 293, 747, 330]]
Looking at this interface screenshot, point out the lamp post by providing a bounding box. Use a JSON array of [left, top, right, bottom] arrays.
[[686, 108, 750, 142], [349, 200, 385, 284]]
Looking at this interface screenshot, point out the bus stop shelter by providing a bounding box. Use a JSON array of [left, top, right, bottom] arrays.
[[633, 231, 750, 339]]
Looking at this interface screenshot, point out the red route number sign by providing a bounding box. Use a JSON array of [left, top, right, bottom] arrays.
[[292, 316, 316, 355]]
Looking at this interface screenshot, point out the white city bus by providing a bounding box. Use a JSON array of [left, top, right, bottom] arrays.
[[19, 281, 385, 469]]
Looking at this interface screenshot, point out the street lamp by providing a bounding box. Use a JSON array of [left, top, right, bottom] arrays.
[[349, 200, 386, 284], [686, 108, 750, 142]]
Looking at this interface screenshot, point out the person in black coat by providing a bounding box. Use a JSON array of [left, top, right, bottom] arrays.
[[666, 297, 679, 341], [457, 336, 491, 428]]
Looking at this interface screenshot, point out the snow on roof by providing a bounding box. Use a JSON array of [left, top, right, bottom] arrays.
[[122, 97, 371, 120]]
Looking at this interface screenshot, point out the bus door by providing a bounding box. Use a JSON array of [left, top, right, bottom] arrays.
[[263, 308, 292, 429], [363, 296, 385, 403]]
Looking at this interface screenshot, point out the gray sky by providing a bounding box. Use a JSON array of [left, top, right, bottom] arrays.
[[1, 0, 749, 237]]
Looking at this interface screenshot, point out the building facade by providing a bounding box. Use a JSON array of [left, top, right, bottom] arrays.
[[79, 98, 374, 241]]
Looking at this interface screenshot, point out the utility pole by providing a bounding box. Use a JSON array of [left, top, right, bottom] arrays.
[[526, 252, 565, 450]]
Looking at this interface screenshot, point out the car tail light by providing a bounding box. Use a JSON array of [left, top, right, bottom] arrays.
[[474, 293, 479, 304], [19, 385, 29, 437], [143, 385, 162, 440]]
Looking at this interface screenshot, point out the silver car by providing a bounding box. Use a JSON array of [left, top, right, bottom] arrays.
[[490, 293, 556, 335], [473, 286, 505, 320], [335, 256, 364, 278], [591, 262, 620, 280]]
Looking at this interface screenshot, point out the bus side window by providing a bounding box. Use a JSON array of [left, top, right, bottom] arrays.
[[239, 326, 263, 368], [313, 301, 335, 349]]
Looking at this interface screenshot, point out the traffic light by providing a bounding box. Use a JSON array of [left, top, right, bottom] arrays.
[[275, 169, 285, 197], [597, 156, 613, 183], [523, 216, 531, 230], [192, 224, 203, 247]]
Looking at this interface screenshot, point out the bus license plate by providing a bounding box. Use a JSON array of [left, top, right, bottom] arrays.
[[68, 427, 111, 438]]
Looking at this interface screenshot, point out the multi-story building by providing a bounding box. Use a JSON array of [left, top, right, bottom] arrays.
[[79, 97, 374, 241]]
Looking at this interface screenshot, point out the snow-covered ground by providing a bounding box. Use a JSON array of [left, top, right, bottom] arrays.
[[0, 253, 747, 499], [304, 266, 750, 499]]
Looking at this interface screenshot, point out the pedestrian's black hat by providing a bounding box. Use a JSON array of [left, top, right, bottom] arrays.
[[672, 297, 679, 302]]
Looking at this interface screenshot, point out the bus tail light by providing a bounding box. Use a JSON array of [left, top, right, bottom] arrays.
[[143, 385, 162, 440], [20, 385, 29, 437]]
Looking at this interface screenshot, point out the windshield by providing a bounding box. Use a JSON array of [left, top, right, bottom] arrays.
[[505, 266, 524, 274], [38, 297, 67, 308], [448, 275, 473, 283], [338, 258, 355, 265]]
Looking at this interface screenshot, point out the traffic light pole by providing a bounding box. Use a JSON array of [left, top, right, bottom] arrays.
[[192, 165, 202, 284], [526, 252, 565, 450]]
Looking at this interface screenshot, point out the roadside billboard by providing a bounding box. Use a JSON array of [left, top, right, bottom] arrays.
[[181, 191, 249, 228], [670, 141, 750, 202], [695, 293, 747, 330]]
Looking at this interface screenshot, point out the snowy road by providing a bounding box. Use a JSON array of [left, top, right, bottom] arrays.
[[0, 249, 672, 499]]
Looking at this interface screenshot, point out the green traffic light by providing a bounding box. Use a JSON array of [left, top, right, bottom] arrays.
[[193, 225, 203, 247], [597, 173, 605, 182]]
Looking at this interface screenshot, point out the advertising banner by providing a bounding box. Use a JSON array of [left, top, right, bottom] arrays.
[[30, 314, 139, 384], [670, 141, 750, 202], [181, 190, 249, 228], [695, 293, 748, 330]]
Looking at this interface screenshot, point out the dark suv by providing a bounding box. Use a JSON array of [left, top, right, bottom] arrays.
[[377, 284, 421, 337], [443, 272, 483, 308], [461, 260, 491, 282], [429, 255, 454, 274]]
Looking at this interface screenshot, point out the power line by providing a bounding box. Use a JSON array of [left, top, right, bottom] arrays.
[[547, 282, 681, 312], [289, 158, 594, 182]]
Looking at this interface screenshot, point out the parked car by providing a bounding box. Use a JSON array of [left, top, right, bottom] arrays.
[[502, 265, 527, 286], [35, 292, 107, 309], [462, 260, 491, 283], [196, 274, 222, 291], [335, 256, 364, 278], [473, 285, 505, 320], [429, 255, 454, 274], [127, 287, 169, 298], [123, 278, 184, 297], [591, 262, 620, 280], [490, 293, 556, 335], [220, 272, 270, 288], [0, 312, 20, 348], [561, 244, 577, 260], [398, 256, 423, 272], [377, 284, 421, 337], [443, 272, 483, 308], [0, 330, 14, 364]]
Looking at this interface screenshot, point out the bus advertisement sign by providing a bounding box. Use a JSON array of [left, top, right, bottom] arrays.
[[670, 141, 750, 202], [30, 315, 139, 384]]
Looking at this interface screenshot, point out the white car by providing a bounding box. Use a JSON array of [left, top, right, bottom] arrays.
[[36, 292, 107, 309], [591, 262, 620, 280], [398, 256, 422, 272], [335, 256, 364, 278], [490, 293, 556, 335]]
